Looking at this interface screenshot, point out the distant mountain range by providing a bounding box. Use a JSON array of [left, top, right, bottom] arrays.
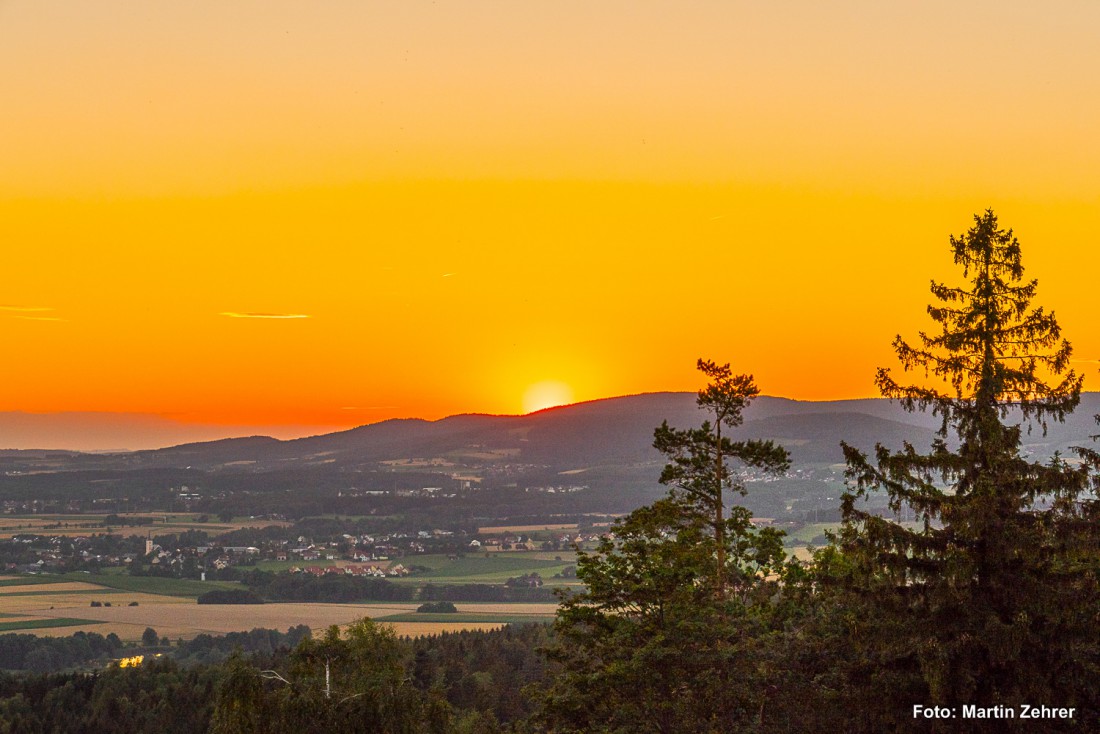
[[0, 412, 341, 452], [3, 393, 1097, 523], [5, 392, 1097, 473]]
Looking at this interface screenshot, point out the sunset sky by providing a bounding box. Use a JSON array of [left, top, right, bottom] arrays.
[[2, 1, 1099, 446]]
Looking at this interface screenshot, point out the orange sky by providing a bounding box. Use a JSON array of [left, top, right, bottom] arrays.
[[2, 1, 1099, 433]]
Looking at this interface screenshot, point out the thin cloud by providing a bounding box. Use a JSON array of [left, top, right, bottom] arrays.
[[220, 312, 310, 320], [2, 305, 63, 321]]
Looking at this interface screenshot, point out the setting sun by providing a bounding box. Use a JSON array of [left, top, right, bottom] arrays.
[[2, 2, 1100, 441], [522, 381, 575, 415]]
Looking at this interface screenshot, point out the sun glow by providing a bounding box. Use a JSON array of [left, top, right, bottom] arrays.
[[523, 381, 574, 414]]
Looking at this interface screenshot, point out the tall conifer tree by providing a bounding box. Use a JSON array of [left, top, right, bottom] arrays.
[[540, 360, 791, 733], [836, 210, 1100, 730]]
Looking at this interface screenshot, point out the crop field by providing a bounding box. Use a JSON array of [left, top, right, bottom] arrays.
[[414, 555, 564, 577], [35, 601, 420, 638], [0, 576, 81, 587], [0, 617, 98, 632], [477, 523, 579, 534], [0, 582, 192, 611], [0, 513, 289, 539], [377, 613, 554, 624], [0, 574, 561, 642], [58, 573, 239, 598]]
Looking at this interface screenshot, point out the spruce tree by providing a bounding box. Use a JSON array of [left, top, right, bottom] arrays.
[[835, 209, 1100, 730]]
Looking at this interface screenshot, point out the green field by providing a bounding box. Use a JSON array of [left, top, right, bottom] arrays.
[[785, 523, 843, 545], [403, 554, 577, 584], [0, 576, 70, 587], [59, 574, 239, 598], [0, 588, 122, 597], [0, 618, 99, 632]]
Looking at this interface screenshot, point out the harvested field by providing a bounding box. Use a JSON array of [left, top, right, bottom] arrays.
[[439, 603, 558, 615], [0, 576, 70, 587], [0, 582, 192, 615], [477, 523, 578, 534], [0, 582, 109, 594], [16, 600, 558, 642], [28, 602, 418, 641]]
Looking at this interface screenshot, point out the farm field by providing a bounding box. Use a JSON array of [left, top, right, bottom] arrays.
[[0, 575, 78, 587], [0, 617, 99, 632], [58, 573, 239, 598], [0, 575, 559, 641], [784, 523, 843, 545], [0, 581, 192, 612], [0, 513, 288, 539], [378, 612, 554, 624], [399, 553, 580, 585], [477, 523, 579, 534]]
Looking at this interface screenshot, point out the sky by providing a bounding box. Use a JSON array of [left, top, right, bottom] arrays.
[[2, 1, 1099, 447]]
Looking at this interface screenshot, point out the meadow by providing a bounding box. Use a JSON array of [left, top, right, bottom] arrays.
[[400, 553, 579, 585]]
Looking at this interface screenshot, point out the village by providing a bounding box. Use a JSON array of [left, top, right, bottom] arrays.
[[0, 518, 608, 582]]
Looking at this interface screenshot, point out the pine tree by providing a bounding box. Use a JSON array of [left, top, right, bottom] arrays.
[[654, 359, 791, 600], [539, 360, 792, 733], [835, 210, 1100, 730]]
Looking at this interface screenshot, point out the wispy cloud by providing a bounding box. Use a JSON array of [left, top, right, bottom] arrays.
[[0, 305, 53, 312], [1, 305, 63, 321], [220, 312, 310, 320]]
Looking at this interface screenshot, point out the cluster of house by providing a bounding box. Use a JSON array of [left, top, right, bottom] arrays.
[[4, 534, 128, 573], [522, 485, 589, 494], [2, 499, 83, 514], [2, 522, 615, 576], [468, 532, 606, 552], [288, 563, 410, 578], [136, 540, 262, 572]]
